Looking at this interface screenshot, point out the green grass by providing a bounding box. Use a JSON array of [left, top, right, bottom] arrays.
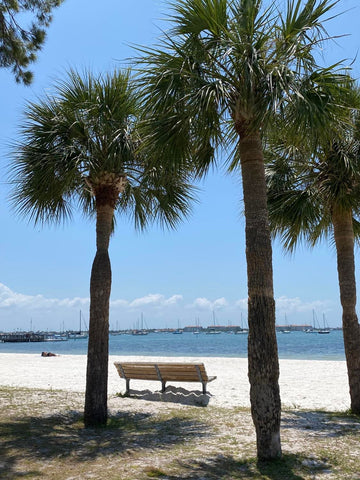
[[1, 386, 360, 479]]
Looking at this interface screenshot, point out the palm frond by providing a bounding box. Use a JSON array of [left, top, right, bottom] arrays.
[[169, 0, 228, 37], [9, 68, 195, 230], [118, 162, 197, 231], [266, 81, 360, 253], [134, 0, 349, 183]]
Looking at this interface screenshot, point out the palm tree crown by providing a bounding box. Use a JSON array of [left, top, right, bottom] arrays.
[[10, 69, 193, 229], [136, 0, 344, 170], [266, 107, 360, 251]]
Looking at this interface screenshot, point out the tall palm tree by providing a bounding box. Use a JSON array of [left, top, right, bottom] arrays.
[[266, 102, 360, 413], [135, 0, 346, 459], [9, 69, 194, 427]]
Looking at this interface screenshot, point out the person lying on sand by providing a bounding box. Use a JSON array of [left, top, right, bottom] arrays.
[[41, 351, 57, 357]]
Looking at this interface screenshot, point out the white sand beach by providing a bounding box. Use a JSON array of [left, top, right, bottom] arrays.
[[0, 353, 350, 411]]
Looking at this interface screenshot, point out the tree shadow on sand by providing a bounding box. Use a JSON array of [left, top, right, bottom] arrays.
[[282, 409, 360, 438], [2, 406, 358, 479], [0, 409, 208, 479], [150, 453, 312, 479]]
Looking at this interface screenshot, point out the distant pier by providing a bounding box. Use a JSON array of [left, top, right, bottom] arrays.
[[0, 332, 46, 343]]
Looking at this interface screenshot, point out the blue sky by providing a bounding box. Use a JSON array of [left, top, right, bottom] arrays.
[[0, 0, 360, 332]]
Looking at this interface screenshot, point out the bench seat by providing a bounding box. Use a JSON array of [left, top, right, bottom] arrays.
[[114, 361, 216, 394]]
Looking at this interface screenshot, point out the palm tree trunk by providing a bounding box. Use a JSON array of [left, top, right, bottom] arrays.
[[332, 206, 360, 413], [238, 130, 281, 460], [84, 202, 114, 427]]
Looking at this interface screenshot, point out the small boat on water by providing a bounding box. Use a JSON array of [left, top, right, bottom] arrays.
[[235, 313, 248, 334], [206, 311, 222, 334], [306, 310, 320, 334], [206, 328, 221, 335], [68, 310, 88, 339], [172, 319, 183, 334], [132, 329, 148, 336], [132, 313, 149, 335], [68, 332, 88, 339], [45, 334, 68, 342], [111, 322, 122, 335], [306, 310, 330, 334], [318, 313, 330, 334], [280, 314, 291, 333]]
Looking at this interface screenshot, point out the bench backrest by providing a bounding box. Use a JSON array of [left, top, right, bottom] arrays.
[[114, 362, 210, 382]]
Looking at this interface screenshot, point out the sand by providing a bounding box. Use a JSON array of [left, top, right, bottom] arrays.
[[0, 353, 350, 411]]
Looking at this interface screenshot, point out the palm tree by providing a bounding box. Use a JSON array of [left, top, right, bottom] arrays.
[[266, 101, 360, 413], [9, 69, 194, 427], [135, 0, 346, 459]]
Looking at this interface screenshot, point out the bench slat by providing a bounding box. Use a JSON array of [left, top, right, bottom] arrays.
[[118, 373, 160, 380], [116, 362, 205, 368]]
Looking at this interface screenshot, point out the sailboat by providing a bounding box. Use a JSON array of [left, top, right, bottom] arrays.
[[132, 313, 148, 335], [172, 319, 183, 334], [305, 310, 320, 333], [206, 311, 221, 334], [111, 320, 122, 335], [280, 313, 291, 333], [68, 310, 88, 339], [235, 312, 248, 334], [318, 313, 330, 334], [193, 317, 201, 334]]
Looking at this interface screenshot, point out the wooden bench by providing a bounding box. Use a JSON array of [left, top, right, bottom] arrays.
[[114, 361, 216, 395]]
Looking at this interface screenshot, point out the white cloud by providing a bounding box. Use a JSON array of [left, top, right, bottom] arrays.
[[0, 282, 341, 331], [128, 293, 183, 309], [191, 297, 228, 310], [0, 283, 88, 310], [191, 297, 211, 309], [57, 297, 89, 308], [275, 295, 333, 314], [164, 294, 183, 306], [0, 283, 38, 308], [129, 293, 162, 308], [235, 298, 247, 309], [235, 296, 334, 316], [110, 299, 129, 308], [213, 297, 228, 309], [0, 284, 182, 317]]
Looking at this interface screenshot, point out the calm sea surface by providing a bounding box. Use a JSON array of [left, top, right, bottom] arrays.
[[0, 330, 345, 360]]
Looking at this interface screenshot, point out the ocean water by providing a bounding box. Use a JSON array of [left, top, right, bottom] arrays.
[[0, 330, 345, 361]]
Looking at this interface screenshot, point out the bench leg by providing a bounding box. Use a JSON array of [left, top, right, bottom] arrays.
[[202, 382, 207, 394], [161, 381, 166, 393], [126, 379, 130, 394]]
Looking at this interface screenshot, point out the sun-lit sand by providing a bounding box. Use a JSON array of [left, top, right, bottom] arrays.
[[0, 353, 350, 411]]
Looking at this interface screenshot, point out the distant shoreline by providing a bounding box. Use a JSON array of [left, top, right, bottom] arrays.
[[0, 330, 346, 361], [0, 353, 349, 411]]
